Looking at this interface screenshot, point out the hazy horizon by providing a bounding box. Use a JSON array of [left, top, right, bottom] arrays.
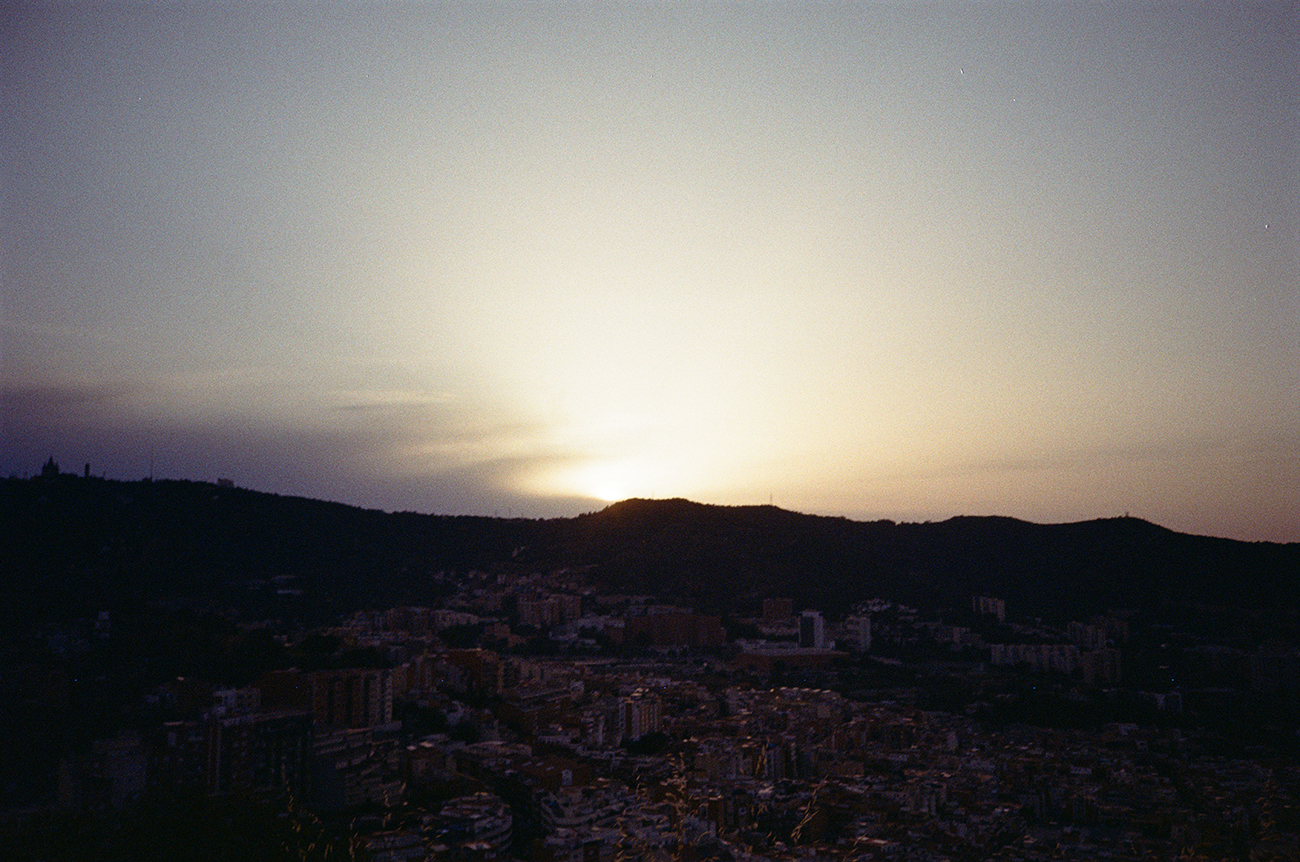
[[4, 3, 1297, 542], [10, 465, 1297, 548]]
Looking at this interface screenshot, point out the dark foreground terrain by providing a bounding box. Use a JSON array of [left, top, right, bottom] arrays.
[[4, 473, 1299, 860]]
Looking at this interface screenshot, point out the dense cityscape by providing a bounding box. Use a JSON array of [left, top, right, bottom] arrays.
[[5, 474, 1300, 860]]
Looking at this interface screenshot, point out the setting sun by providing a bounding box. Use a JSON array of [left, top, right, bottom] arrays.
[[524, 456, 674, 506], [570, 459, 648, 504]]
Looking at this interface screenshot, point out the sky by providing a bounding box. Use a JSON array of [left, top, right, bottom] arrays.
[[2, 2, 1297, 542]]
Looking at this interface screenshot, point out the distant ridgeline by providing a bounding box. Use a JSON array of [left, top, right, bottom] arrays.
[[3, 475, 1298, 631]]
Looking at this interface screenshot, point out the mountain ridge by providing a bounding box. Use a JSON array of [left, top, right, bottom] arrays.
[[4, 476, 1297, 630]]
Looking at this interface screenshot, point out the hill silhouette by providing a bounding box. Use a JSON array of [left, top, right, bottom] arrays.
[[566, 499, 1299, 619], [3, 477, 1297, 630]]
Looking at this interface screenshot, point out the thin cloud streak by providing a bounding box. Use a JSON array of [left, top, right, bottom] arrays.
[[1, 375, 612, 517]]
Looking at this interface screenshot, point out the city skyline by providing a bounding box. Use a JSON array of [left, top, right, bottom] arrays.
[[3, 3, 1297, 542]]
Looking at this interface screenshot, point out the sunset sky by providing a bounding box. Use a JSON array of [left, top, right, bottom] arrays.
[[3, 3, 1296, 541]]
